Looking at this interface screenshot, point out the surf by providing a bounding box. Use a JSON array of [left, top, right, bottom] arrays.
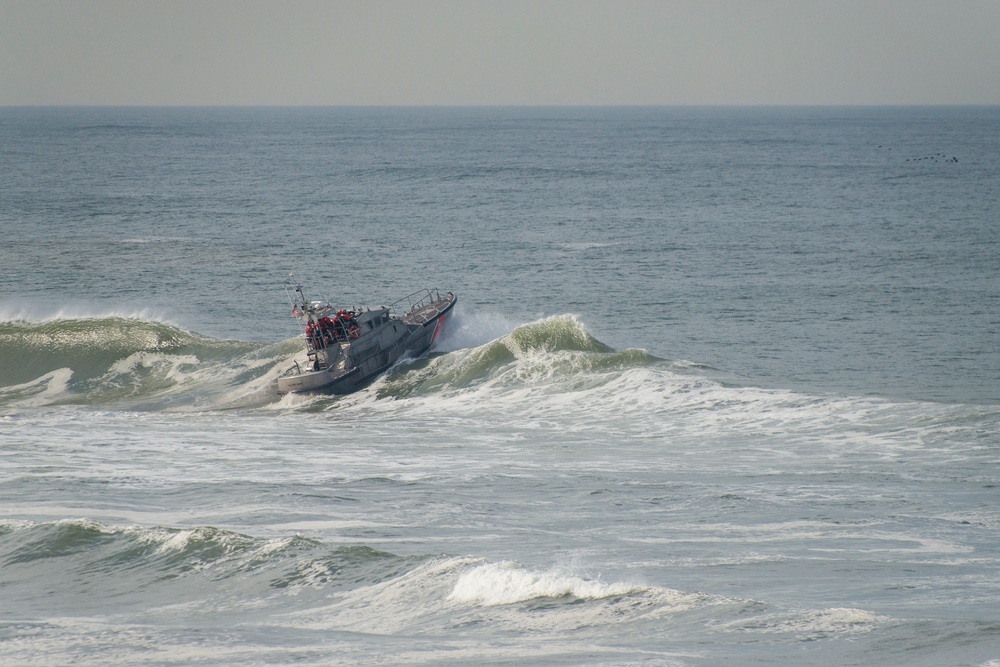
[[0, 315, 296, 410], [3, 310, 991, 449], [0, 518, 889, 643], [375, 314, 662, 398]]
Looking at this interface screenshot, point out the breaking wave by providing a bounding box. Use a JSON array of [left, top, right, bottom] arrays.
[[0, 519, 888, 642], [0, 519, 413, 619], [3, 312, 992, 444], [350, 314, 996, 452], [0, 312, 667, 412], [375, 314, 663, 400], [0, 315, 298, 410]]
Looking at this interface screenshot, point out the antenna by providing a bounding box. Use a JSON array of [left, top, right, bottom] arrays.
[[284, 275, 308, 332]]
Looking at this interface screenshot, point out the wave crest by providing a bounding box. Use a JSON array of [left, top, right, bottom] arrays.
[[0, 316, 295, 409], [0, 520, 893, 646], [448, 560, 646, 606], [377, 315, 660, 400]]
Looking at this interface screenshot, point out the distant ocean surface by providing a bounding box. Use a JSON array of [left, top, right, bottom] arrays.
[[1, 106, 998, 666]]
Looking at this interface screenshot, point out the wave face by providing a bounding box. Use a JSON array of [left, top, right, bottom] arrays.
[[3, 311, 993, 438], [0, 519, 412, 618], [0, 519, 902, 666], [0, 316, 297, 410], [376, 314, 660, 399], [4, 312, 994, 459], [0, 312, 671, 413], [364, 314, 979, 450]]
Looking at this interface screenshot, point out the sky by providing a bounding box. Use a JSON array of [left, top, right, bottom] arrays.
[[2, 0, 999, 106]]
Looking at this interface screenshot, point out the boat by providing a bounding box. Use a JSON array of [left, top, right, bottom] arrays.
[[276, 283, 457, 395]]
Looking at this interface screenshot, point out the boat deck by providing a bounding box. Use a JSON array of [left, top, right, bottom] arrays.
[[401, 293, 455, 326]]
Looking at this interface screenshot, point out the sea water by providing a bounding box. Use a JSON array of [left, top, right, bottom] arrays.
[[1, 106, 998, 666]]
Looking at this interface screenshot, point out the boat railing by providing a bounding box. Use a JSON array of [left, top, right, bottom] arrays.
[[390, 288, 445, 315]]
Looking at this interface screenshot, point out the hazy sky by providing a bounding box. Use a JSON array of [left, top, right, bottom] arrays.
[[2, 0, 999, 105]]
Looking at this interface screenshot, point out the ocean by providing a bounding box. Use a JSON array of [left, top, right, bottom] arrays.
[[1, 106, 998, 666]]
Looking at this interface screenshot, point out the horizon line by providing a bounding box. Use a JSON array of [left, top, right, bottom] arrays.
[[3, 103, 999, 109]]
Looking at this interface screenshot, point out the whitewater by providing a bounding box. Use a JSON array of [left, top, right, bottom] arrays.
[[2, 106, 999, 665]]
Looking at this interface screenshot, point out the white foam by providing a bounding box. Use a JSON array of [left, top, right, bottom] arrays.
[[291, 556, 479, 634], [365, 334, 967, 459], [152, 528, 198, 554], [720, 606, 888, 637], [0, 302, 176, 326], [107, 351, 200, 377], [290, 555, 714, 637], [0, 367, 74, 407], [448, 560, 644, 606]]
